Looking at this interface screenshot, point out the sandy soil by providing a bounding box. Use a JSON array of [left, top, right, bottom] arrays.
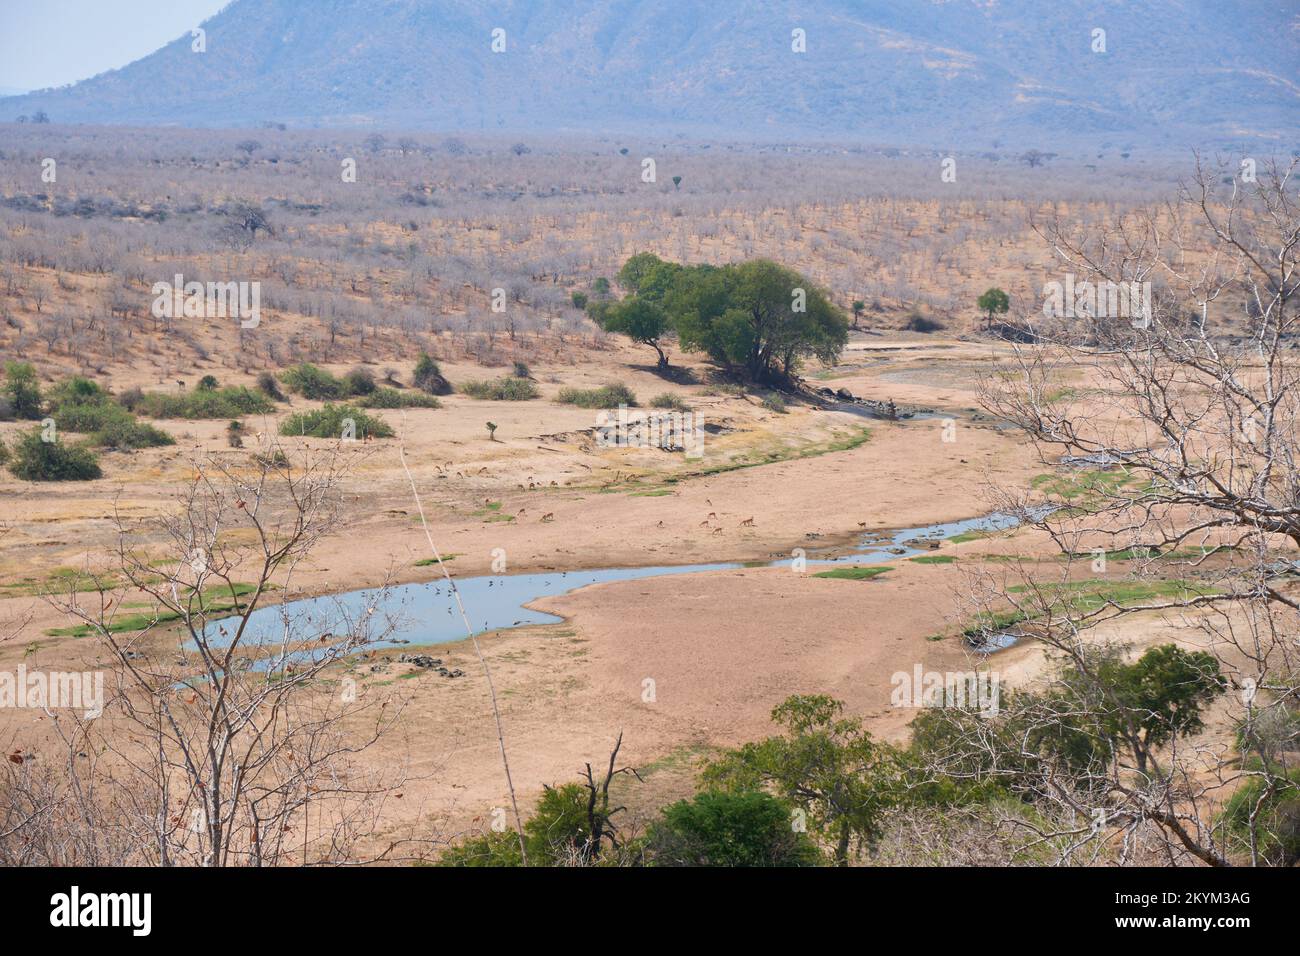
[[0, 335, 1169, 845]]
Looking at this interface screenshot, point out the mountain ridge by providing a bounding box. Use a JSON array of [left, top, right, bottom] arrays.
[[5, 0, 1298, 148]]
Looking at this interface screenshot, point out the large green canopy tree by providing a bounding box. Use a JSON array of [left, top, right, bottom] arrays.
[[606, 254, 849, 383]]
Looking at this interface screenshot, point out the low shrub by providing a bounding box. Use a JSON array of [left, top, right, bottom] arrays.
[[460, 377, 539, 401], [278, 404, 394, 439], [356, 387, 441, 409], [903, 311, 945, 333], [89, 414, 175, 450], [650, 392, 689, 410], [129, 385, 274, 419], [7, 429, 102, 481], [556, 383, 636, 408], [280, 363, 347, 400], [413, 353, 452, 395], [47, 377, 173, 448], [256, 371, 286, 401], [344, 366, 376, 396]]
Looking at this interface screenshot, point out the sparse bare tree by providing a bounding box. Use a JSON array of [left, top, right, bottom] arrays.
[[951, 155, 1300, 866], [23, 445, 440, 866]]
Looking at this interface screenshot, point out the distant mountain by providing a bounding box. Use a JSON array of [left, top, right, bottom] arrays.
[[5, 0, 1298, 148], [0, 86, 29, 99]]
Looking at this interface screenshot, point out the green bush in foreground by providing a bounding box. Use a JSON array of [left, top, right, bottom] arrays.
[[460, 377, 539, 401], [7, 429, 102, 481], [1221, 770, 1300, 867], [438, 783, 592, 867], [556, 383, 637, 408], [279, 403, 394, 439], [648, 791, 822, 866]]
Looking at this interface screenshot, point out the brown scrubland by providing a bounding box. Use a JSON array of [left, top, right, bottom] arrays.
[[0, 129, 1295, 867]]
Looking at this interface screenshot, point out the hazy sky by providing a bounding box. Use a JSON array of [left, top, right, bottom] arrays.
[[0, 0, 229, 92]]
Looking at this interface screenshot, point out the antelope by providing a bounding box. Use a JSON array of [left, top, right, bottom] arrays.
[[740, 517, 754, 527]]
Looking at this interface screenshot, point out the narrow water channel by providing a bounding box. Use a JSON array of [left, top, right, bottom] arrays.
[[197, 511, 1023, 668]]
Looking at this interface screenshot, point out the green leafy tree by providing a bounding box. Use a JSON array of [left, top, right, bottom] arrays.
[[977, 287, 1010, 328], [596, 297, 672, 368], [4, 362, 44, 419], [851, 300, 865, 329], [616, 253, 667, 293], [670, 260, 848, 382], [1085, 644, 1225, 768], [649, 791, 822, 866], [703, 695, 906, 864], [909, 645, 1226, 797]]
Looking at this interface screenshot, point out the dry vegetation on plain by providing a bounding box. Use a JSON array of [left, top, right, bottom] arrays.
[[0, 128, 1296, 867]]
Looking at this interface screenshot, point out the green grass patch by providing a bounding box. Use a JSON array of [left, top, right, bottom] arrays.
[[414, 554, 458, 567], [1066, 546, 1237, 563], [470, 501, 514, 523], [948, 530, 992, 544], [1030, 469, 1154, 512], [911, 554, 956, 564], [45, 583, 258, 637], [958, 578, 1220, 641], [1005, 578, 1217, 606], [597, 426, 872, 495], [812, 565, 893, 580]]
